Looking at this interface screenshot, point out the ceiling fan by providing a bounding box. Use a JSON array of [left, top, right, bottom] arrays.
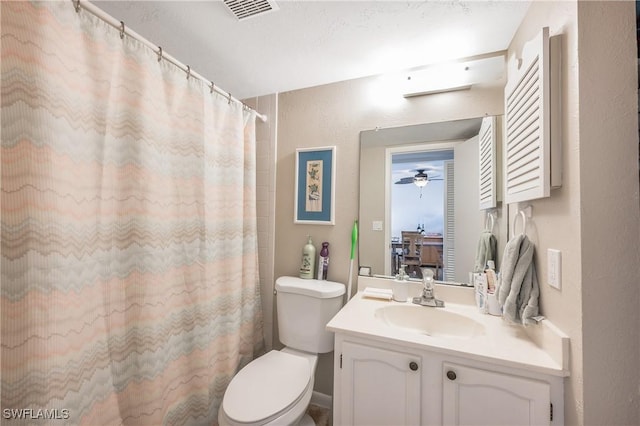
[[394, 169, 443, 186], [394, 168, 443, 198]]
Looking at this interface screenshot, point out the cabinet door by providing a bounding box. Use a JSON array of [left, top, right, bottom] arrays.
[[340, 341, 421, 425], [442, 363, 550, 426]]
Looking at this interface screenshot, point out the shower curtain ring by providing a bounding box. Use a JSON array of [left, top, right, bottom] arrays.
[[157, 46, 163, 62], [227, 92, 232, 105], [74, 0, 81, 13], [186, 65, 191, 80], [119, 21, 125, 39], [210, 82, 215, 94]]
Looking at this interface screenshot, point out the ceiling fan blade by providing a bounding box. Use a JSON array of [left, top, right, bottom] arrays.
[[394, 177, 415, 184], [411, 166, 441, 173]]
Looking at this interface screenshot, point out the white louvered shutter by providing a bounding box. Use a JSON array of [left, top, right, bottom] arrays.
[[504, 27, 561, 203], [478, 116, 497, 209], [443, 160, 455, 282]]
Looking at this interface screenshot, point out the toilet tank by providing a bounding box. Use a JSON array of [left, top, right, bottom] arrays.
[[275, 276, 345, 354]]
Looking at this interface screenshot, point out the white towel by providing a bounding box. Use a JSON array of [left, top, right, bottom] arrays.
[[473, 230, 497, 273], [497, 234, 540, 325], [362, 287, 393, 300]]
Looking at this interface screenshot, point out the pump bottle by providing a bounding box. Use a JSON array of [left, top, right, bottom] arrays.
[[317, 242, 330, 280], [299, 236, 316, 279]]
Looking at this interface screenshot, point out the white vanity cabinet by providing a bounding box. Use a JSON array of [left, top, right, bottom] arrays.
[[338, 341, 422, 425], [333, 333, 564, 426], [442, 362, 553, 425]]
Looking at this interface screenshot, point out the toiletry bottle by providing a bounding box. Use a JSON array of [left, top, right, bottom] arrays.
[[484, 260, 502, 315], [474, 273, 488, 314], [299, 236, 316, 279], [317, 242, 330, 280], [485, 260, 496, 293], [393, 265, 409, 302]]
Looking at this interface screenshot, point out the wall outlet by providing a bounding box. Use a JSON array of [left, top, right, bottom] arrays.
[[547, 249, 562, 290]]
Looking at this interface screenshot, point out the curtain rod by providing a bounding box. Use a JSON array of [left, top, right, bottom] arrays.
[[73, 0, 268, 123]]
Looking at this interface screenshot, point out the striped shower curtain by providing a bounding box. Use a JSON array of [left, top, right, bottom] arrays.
[[1, 2, 264, 425]]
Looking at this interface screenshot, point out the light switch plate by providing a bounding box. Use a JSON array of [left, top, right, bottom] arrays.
[[547, 249, 562, 290], [372, 220, 383, 231]]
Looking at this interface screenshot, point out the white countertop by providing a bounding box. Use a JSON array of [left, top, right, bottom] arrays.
[[327, 290, 570, 377]]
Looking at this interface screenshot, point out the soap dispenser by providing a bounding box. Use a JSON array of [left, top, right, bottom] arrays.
[[392, 265, 409, 302], [299, 236, 316, 279]]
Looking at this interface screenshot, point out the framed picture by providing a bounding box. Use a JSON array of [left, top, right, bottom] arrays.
[[294, 146, 336, 225]]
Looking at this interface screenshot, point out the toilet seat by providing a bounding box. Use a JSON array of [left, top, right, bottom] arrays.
[[221, 350, 312, 424]]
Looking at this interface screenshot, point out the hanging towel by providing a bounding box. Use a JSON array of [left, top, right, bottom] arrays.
[[498, 234, 540, 325], [473, 230, 498, 273]]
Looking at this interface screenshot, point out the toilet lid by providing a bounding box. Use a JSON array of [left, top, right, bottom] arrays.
[[222, 350, 311, 424]]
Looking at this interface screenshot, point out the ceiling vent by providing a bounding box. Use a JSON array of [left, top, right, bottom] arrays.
[[222, 0, 279, 21]]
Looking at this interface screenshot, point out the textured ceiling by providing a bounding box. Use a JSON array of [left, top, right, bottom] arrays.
[[93, 1, 531, 99]]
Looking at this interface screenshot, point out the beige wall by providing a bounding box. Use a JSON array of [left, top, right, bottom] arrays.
[[358, 140, 388, 273], [244, 94, 278, 351], [507, 1, 640, 424], [256, 1, 640, 420], [576, 2, 639, 424], [507, 2, 584, 423]]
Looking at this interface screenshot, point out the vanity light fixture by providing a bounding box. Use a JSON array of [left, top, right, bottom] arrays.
[[404, 83, 472, 98], [401, 53, 505, 98]]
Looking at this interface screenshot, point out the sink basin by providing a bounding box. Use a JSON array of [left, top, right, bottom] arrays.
[[374, 305, 485, 339]]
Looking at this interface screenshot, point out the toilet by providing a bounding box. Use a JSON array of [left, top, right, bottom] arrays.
[[218, 276, 345, 426]]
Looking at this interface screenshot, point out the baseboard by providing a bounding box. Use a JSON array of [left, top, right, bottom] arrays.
[[310, 391, 332, 409]]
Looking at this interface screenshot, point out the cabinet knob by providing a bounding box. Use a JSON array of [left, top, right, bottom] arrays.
[[446, 370, 457, 381], [409, 361, 419, 371]]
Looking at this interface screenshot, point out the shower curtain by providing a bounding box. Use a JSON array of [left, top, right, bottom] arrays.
[[1, 2, 264, 425]]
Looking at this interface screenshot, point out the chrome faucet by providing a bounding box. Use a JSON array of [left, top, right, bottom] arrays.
[[412, 268, 444, 307]]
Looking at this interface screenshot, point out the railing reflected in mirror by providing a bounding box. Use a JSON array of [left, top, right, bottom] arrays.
[[395, 231, 444, 280], [358, 117, 508, 285]]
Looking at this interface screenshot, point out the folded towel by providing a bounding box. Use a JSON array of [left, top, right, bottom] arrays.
[[362, 287, 393, 300], [473, 230, 498, 272], [497, 234, 540, 325]]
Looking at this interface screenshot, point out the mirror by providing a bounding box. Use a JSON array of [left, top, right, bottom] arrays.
[[358, 117, 507, 285]]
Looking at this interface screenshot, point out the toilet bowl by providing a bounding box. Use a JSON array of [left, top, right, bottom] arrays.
[[218, 276, 345, 426], [218, 348, 317, 426]]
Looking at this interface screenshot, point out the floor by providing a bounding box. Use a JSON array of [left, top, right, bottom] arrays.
[[307, 403, 330, 426]]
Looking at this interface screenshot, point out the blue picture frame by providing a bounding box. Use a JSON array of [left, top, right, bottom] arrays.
[[294, 146, 336, 225]]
